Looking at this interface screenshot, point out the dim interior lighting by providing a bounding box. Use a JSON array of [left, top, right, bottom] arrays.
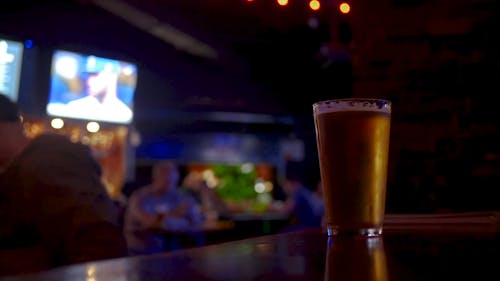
[[130, 129, 142, 147], [206, 178, 218, 188], [202, 169, 215, 180], [86, 121, 100, 133], [241, 163, 254, 174], [202, 169, 218, 188], [86, 265, 96, 281], [254, 182, 266, 193], [24, 40, 33, 49], [277, 0, 288, 6], [309, 0, 320, 11], [50, 118, 64, 129], [339, 2, 350, 14], [81, 136, 90, 145], [264, 181, 274, 192], [122, 65, 134, 76]]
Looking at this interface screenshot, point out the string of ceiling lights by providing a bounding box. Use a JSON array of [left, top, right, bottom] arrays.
[[244, 0, 351, 14]]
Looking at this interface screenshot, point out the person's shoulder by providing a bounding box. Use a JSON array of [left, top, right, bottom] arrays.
[[31, 133, 71, 144], [17, 134, 100, 180], [31, 133, 82, 148], [295, 186, 313, 200], [28, 133, 92, 158]]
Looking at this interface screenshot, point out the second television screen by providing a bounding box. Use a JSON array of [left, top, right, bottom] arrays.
[[46, 50, 138, 124], [0, 38, 23, 102]]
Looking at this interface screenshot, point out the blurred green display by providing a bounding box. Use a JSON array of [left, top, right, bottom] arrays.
[[213, 164, 257, 200]]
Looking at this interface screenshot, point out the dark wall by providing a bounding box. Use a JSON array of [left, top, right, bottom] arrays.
[[349, 0, 500, 212]]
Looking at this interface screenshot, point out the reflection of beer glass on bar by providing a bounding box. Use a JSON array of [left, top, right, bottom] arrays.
[[324, 237, 388, 281], [313, 99, 391, 236]]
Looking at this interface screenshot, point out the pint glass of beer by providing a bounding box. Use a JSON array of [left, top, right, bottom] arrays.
[[313, 99, 391, 236]]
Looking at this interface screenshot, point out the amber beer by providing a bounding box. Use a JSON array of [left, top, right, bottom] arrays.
[[313, 99, 391, 236]]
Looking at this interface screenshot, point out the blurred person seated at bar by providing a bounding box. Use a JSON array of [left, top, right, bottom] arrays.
[[124, 161, 202, 255], [312, 180, 326, 226], [181, 171, 229, 221], [0, 94, 127, 276], [269, 173, 324, 231]]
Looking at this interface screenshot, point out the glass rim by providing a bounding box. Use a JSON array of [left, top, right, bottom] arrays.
[[313, 98, 391, 114]]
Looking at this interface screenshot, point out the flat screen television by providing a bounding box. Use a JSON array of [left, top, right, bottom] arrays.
[[46, 50, 138, 124], [0, 38, 23, 101]]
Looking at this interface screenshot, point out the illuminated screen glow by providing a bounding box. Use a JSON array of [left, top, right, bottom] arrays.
[[0, 39, 23, 102], [46, 50, 138, 124]]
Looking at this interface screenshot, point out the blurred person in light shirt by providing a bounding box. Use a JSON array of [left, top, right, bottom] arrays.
[[124, 161, 202, 255]]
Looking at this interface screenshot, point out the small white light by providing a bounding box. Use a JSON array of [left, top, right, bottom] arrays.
[[86, 265, 96, 281], [86, 121, 100, 133], [50, 118, 64, 129], [122, 65, 135, 76], [241, 163, 254, 174], [264, 181, 274, 192], [86, 56, 97, 70], [257, 193, 272, 204], [130, 129, 141, 147], [254, 182, 266, 193], [202, 169, 214, 180], [202, 169, 218, 188], [207, 178, 218, 188], [81, 136, 90, 145]]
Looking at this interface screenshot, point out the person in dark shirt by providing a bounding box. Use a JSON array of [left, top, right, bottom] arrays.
[[0, 94, 127, 276], [283, 175, 324, 228], [269, 173, 324, 231]]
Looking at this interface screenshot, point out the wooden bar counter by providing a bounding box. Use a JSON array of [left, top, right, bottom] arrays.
[[1, 213, 498, 281]]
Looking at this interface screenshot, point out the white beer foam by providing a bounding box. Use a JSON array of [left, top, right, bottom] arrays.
[[313, 99, 391, 114]]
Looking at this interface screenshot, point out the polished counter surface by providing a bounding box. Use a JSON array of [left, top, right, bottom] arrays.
[[1, 213, 499, 281]]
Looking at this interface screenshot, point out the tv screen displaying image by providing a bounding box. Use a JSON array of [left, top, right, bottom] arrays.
[[0, 38, 23, 102], [46, 50, 137, 124]]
